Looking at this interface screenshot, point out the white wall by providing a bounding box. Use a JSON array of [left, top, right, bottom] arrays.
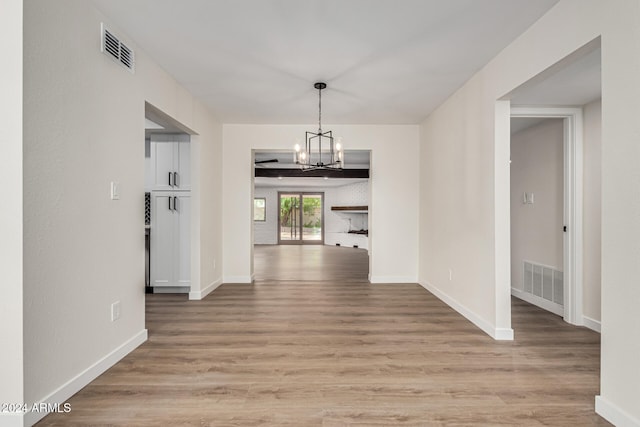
[[510, 119, 564, 288], [419, 0, 640, 423], [582, 99, 601, 323], [22, 1, 222, 424], [0, 0, 24, 421], [254, 186, 279, 244], [254, 181, 369, 245], [224, 125, 418, 284]]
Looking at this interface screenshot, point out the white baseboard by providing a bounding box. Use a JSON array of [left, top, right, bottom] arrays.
[[369, 275, 418, 284], [494, 327, 515, 340], [511, 287, 564, 317], [24, 329, 148, 426], [420, 281, 514, 341], [189, 278, 222, 300], [222, 276, 253, 284], [596, 395, 640, 427], [582, 315, 601, 333]]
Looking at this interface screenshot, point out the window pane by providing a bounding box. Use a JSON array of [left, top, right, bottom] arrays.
[[254, 198, 266, 221], [302, 194, 322, 241]]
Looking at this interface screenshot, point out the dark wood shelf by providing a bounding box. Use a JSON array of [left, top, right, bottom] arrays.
[[331, 206, 368, 212]]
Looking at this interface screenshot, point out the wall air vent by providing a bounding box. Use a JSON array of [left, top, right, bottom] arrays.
[[101, 23, 135, 72], [523, 260, 563, 305]]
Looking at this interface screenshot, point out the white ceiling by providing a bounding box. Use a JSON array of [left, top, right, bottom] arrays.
[[511, 48, 601, 106], [92, 0, 560, 124]]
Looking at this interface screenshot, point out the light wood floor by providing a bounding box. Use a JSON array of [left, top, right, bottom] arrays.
[[253, 244, 369, 282], [38, 247, 608, 426]]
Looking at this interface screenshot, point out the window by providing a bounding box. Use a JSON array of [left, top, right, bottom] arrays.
[[254, 198, 266, 221]]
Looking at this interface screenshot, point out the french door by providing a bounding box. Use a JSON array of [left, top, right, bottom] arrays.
[[278, 192, 324, 245]]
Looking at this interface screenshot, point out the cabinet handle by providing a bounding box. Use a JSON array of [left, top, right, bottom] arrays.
[[174, 172, 179, 188], [168, 196, 172, 211], [174, 196, 178, 212], [168, 172, 173, 187]]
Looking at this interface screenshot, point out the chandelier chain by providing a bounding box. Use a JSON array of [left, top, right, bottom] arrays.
[[318, 85, 322, 132]]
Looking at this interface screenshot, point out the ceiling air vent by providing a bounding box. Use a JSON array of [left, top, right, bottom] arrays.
[[101, 23, 135, 72]]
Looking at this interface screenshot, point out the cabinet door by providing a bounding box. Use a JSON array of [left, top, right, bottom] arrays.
[[174, 194, 191, 287], [152, 142, 176, 191], [175, 141, 191, 190], [150, 193, 175, 287]]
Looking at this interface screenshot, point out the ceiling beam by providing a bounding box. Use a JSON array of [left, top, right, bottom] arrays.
[[254, 168, 369, 179]]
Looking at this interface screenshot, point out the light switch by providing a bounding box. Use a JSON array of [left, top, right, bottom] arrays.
[[110, 182, 121, 200]]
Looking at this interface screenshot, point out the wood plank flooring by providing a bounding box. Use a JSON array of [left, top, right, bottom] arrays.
[[37, 247, 608, 426], [253, 244, 369, 282]]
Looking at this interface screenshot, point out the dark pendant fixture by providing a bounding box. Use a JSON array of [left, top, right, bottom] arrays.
[[294, 82, 344, 170]]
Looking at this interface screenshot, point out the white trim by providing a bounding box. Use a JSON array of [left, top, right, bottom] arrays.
[[0, 412, 24, 427], [370, 275, 418, 284], [222, 276, 253, 284], [24, 329, 147, 426], [420, 281, 514, 341], [583, 315, 601, 333], [511, 287, 564, 317], [596, 395, 640, 427], [189, 278, 223, 300], [511, 107, 584, 326], [494, 328, 515, 340]]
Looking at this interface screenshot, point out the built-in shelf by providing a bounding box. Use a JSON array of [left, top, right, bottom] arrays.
[[331, 205, 368, 213]]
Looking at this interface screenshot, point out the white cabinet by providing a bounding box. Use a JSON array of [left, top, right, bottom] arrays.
[[150, 192, 191, 288], [325, 232, 368, 250], [150, 136, 191, 191]]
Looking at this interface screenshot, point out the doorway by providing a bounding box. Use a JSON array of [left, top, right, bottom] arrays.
[[509, 107, 583, 325], [278, 192, 324, 245], [510, 117, 565, 317]]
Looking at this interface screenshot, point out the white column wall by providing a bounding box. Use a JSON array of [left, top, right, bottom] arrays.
[[0, 1, 25, 423], [419, 0, 640, 423], [224, 125, 418, 284]]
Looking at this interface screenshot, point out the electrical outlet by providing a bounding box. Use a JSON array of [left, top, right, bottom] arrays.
[[111, 301, 121, 322]]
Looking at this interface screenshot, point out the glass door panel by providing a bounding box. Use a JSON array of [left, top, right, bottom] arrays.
[[302, 194, 323, 242], [279, 194, 300, 242], [278, 192, 323, 244]]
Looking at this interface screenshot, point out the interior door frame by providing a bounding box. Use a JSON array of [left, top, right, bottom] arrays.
[[510, 106, 584, 326], [277, 191, 325, 245]]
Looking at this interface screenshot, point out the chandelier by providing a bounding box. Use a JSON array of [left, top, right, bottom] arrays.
[[294, 82, 344, 170]]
